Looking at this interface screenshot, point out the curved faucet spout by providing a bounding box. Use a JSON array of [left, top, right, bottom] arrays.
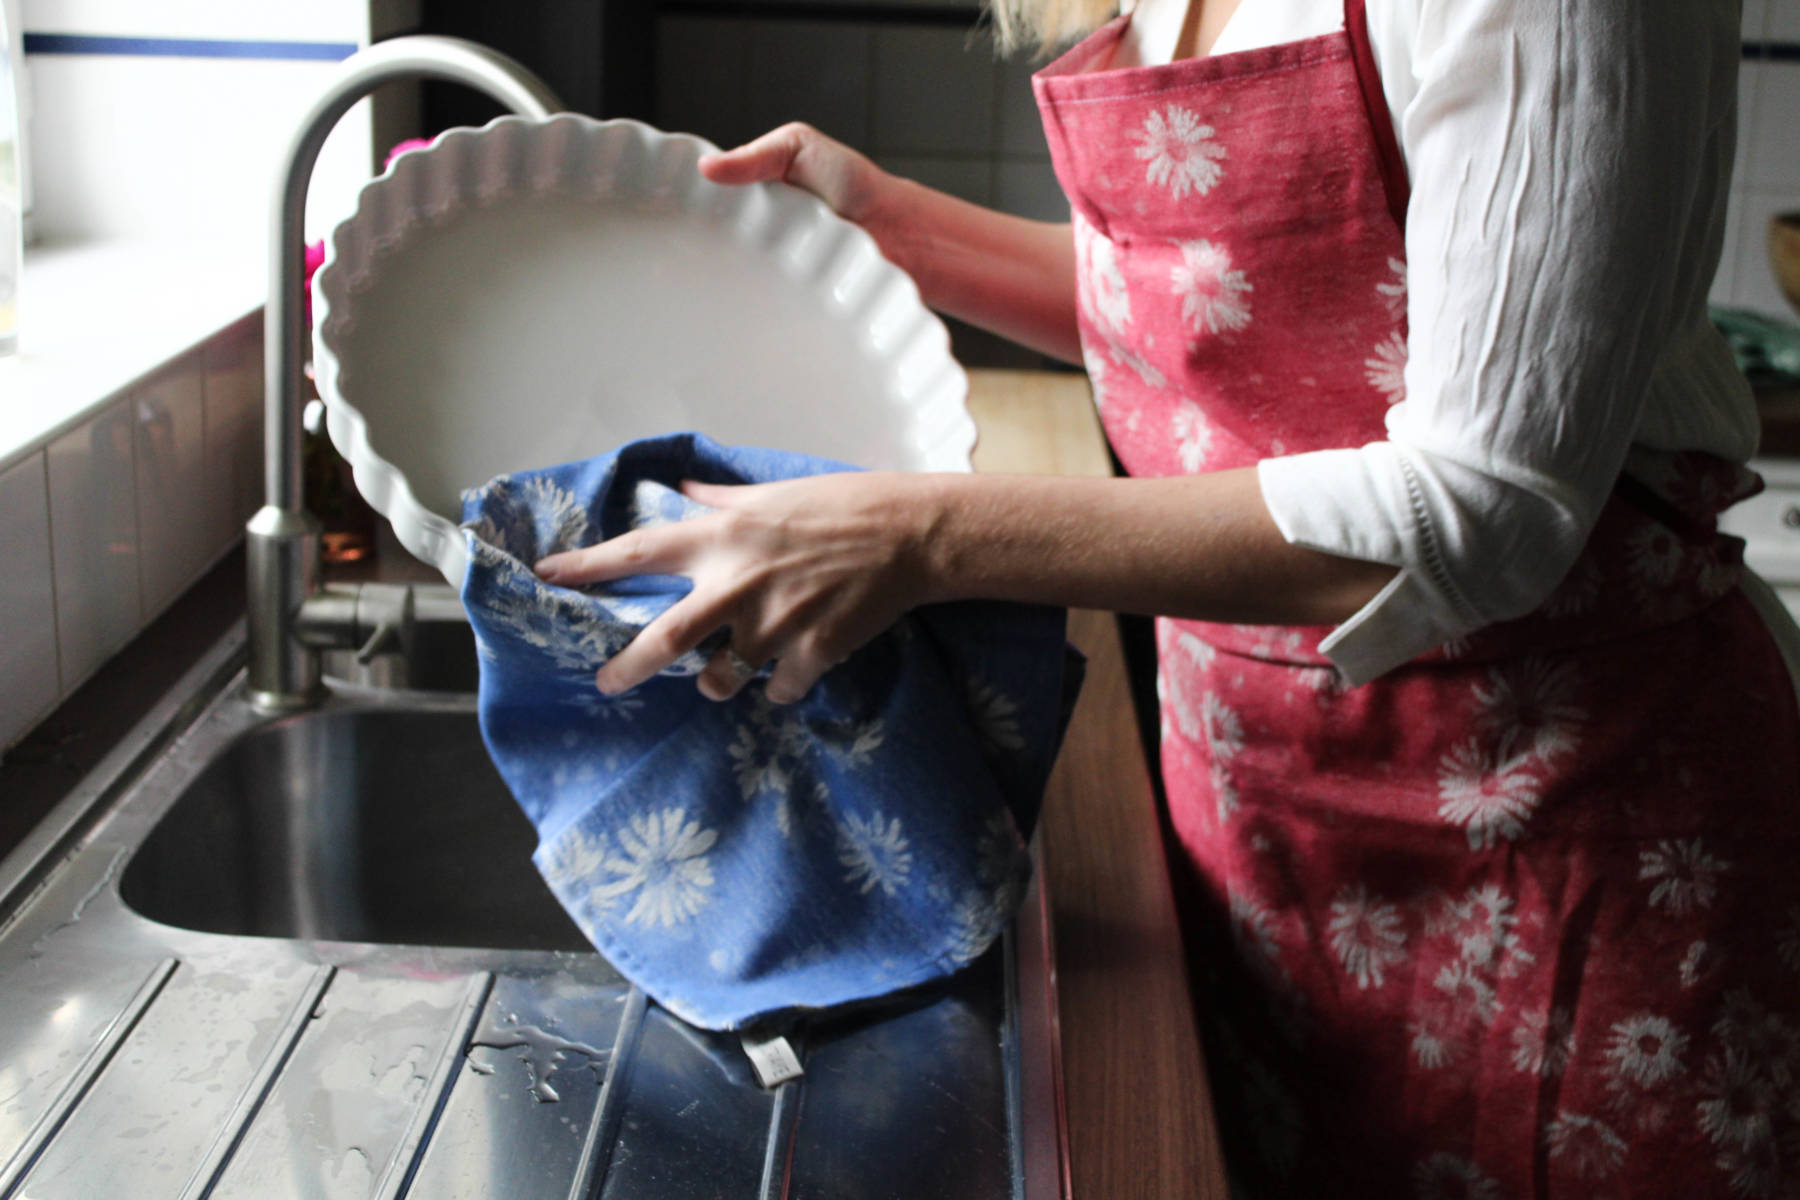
[[267, 36, 560, 512], [248, 36, 561, 713]]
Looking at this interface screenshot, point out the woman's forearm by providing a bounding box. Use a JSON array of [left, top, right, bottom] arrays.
[[866, 177, 1083, 364], [533, 465, 1397, 700], [916, 468, 1398, 626]]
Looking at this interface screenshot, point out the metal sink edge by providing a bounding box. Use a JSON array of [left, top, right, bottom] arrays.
[[0, 624, 1067, 1200]]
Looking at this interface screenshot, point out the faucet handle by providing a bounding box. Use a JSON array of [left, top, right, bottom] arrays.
[[355, 616, 407, 665]]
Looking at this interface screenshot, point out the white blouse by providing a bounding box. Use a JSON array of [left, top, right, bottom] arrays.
[[1120, 0, 1759, 684]]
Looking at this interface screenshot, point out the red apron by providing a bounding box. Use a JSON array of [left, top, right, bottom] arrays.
[[1035, 7, 1800, 1196]]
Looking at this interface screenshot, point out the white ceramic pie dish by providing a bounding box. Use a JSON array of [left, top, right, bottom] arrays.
[[312, 114, 974, 588]]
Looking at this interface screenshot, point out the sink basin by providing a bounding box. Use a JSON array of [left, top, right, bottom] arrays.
[[119, 705, 590, 951], [0, 628, 1060, 1200]]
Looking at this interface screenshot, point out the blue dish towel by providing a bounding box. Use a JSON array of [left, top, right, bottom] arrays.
[[460, 433, 1084, 1030]]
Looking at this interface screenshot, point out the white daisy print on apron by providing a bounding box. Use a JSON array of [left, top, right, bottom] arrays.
[[1170, 239, 1252, 337], [1544, 1112, 1629, 1180], [1510, 1006, 1578, 1076], [1074, 212, 1133, 337], [1435, 740, 1546, 850], [1327, 883, 1408, 989], [1637, 839, 1730, 916], [1363, 329, 1407, 404], [1132, 104, 1227, 199], [1412, 1152, 1502, 1200]]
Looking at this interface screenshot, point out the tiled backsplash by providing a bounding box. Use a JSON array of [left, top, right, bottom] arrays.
[[1, 315, 262, 752], [655, 10, 1069, 225], [659, 2, 1800, 312]]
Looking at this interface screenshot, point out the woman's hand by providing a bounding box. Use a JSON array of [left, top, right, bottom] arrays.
[[698, 122, 879, 220], [702, 122, 1084, 361], [698, 124, 910, 267], [534, 472, 943, 704]]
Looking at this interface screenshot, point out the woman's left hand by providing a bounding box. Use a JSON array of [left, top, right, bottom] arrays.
[[533, 473, 942, 704]]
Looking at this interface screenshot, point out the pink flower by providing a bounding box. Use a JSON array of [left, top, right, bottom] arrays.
[[385, 137, 432, 168], [303, 238, 325, 327], [303, 139, 433, 326]]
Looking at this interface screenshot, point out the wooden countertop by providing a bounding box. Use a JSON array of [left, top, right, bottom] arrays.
[[966, 370, 1229, 1200]]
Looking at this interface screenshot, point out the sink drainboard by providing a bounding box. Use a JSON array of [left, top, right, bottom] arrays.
[[0, 633, 1057, 1199]]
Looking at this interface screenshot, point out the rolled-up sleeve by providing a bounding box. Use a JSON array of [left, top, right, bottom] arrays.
[[1257, 0, 1742, 685]]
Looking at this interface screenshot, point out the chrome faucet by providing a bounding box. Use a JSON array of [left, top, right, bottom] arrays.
[[245, 37, 560, 713]]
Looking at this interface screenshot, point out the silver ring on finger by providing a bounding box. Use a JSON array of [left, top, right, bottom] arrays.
[[723, 647, 758, 685]]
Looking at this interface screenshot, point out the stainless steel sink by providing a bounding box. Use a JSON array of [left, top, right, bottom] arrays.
[[118, 706, 588, 952], [0, 626, 1062, 1199]]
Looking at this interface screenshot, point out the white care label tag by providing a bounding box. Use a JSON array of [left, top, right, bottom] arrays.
[[740, 1032, 804, 1088]]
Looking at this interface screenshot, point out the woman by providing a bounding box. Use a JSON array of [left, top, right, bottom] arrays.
[[535, 0, 1800, 1192]]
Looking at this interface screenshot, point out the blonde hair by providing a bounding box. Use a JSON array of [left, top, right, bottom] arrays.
[[985, 0, 1118, 58]]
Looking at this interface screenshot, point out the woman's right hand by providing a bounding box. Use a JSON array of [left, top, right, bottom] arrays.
[[698, 124, 907, 263], [700, 122, 1086, 363]]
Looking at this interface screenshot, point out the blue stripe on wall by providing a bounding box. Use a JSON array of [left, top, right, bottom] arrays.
[[22, 33, 358, 61], [27, 30, 1792, 64]]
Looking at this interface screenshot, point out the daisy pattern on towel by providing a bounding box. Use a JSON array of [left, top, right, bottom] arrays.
[[462, 474, 591, 560], [727, 693, 812, 793], [945, 886, 1009, 965], [586, 807, 720, 929], [837, 809, 914, 897], [467, 560, 636, 677], [540, 823, 613, 897], [943, 813, 1029, 964], [944, 813, 1029, 966], [1132, 104, 1227, 200], [521, 475, 591, 552], [463, 434, 1076, 1032], [1170, 239, 1252, 337], [964, 675, 1027, 757]]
